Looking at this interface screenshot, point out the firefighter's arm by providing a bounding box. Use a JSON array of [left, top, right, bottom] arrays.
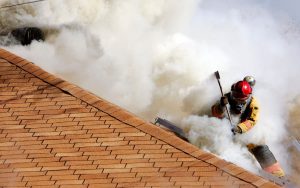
[[211, 97, 227, 118], [237, 97, 259, 133]]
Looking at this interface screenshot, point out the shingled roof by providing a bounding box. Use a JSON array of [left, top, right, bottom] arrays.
[[0, 48, 280, 188]]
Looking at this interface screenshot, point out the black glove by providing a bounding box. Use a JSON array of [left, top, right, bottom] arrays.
[[220, 96, 228, 106], [231, 126, 242, 134]]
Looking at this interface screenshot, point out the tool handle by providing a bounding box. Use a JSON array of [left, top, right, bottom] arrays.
[[214, 71, 234, 128]]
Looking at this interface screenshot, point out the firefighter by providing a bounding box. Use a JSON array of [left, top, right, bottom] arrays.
[[11, 27, 44, 45], [211, 76, 285, 178]]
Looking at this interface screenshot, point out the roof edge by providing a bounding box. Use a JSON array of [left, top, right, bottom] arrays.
[[0, 48, 280, 187]]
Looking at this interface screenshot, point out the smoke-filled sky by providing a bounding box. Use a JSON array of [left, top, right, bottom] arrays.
[[1, 0, 300, 185]]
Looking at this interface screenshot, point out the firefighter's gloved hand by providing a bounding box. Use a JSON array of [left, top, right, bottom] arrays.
[[231, 126, 242, 134], [220, 96, 228, 106]]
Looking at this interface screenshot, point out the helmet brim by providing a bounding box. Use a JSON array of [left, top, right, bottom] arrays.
[[232, 91, 250, 101]]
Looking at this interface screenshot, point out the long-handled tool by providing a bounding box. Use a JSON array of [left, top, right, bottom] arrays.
[[214, 71, 234, 129]]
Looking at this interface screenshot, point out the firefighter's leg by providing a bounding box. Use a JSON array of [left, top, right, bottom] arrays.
[[247, 144, 285, 177]]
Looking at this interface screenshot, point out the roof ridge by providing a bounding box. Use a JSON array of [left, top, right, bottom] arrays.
[[0, 48, 281, 187]]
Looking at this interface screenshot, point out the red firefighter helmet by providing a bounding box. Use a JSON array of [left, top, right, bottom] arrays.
[[231, 80, 252, 100]]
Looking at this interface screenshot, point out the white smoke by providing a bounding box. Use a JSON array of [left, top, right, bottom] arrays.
[[184, 115, 259, 173], [1, 0, 300, 184]]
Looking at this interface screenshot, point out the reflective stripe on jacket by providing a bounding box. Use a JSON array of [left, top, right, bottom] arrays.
[[237, 97, 259, 133]]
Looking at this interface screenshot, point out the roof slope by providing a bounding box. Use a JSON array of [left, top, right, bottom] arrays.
[[0, 48, 280, 188]]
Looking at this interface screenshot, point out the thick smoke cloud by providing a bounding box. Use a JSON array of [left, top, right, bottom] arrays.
[[1, 0, 300, 185]]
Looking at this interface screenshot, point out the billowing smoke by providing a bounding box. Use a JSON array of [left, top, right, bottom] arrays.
[[1, 0, 300, 185]]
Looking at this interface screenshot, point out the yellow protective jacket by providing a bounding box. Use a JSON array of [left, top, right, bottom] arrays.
[[211, 95, 259, 133]]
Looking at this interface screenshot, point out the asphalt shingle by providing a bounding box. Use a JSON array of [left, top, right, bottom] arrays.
[[0, 48, 280, 187]]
